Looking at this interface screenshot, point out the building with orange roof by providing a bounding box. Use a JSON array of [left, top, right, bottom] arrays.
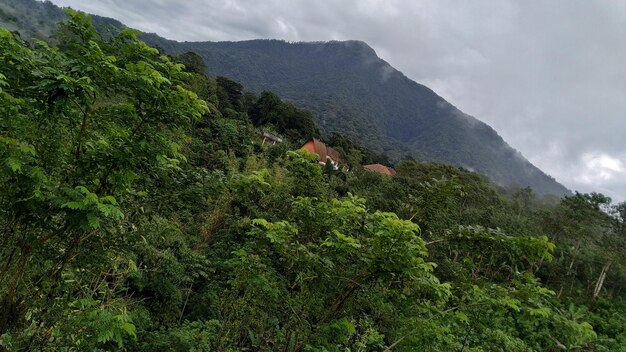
[[363, 163, 396, 176], [300, 138, 346, 170]]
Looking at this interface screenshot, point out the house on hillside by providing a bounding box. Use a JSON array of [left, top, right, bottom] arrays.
[[363, 163, 396, 176], [300, 138, 346, 170], [261, 132, 283, 145]]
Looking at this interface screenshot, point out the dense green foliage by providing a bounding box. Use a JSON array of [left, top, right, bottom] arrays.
[[1, 9, 626, 352], [248, 91, 319, 142]]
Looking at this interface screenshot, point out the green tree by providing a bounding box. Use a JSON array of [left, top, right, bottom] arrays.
[[0, 10, 206, 349]]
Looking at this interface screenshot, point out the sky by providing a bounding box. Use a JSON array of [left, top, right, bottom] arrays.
[[49, 0, 626, 201]]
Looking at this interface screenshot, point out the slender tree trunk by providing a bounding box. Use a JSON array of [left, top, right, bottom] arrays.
[[593, 262, 611, 298], [72, 98, 89, 160], [557, 285, 564, 299], [566, 243, 581, 276]]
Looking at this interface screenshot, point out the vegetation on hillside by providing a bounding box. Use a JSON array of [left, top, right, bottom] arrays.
[[1, 10, 625, 352], [142, 38, 570, 196]]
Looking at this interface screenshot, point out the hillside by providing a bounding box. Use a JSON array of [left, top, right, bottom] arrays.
[[1, 0, 569, 196], [143, 37, 570, 196], [3, 5, 626, 352]]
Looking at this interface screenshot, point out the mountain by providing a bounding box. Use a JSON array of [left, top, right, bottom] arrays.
[[145, 37, 570, 196], [1, 0, 570, 196], [0, 0, 64, 40], [0, 0, 123, 40]]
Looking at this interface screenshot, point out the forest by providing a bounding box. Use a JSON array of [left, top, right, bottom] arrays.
[[0, 11, 625, 351]]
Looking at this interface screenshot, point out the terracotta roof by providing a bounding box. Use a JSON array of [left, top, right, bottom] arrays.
[[326, 146, 344, 164], [302, 138, 327, 161], [300, 138, 345, 165], [363, 164, 396, 176]]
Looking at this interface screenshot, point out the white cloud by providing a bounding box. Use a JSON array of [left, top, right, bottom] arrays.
[[577, 153, 626, 183]]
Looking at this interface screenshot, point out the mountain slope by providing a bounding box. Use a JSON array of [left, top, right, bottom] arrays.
[[143, 36, 569, 196], [1, 0, 570, 196]]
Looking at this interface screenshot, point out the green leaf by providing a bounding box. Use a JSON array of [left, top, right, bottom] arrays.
[[5, 157, 21, 172]]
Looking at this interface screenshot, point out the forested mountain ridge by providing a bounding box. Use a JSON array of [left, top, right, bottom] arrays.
[[140, 36, 570, 196], [0, 0, 570, 196], [0, 0, 122, 40]]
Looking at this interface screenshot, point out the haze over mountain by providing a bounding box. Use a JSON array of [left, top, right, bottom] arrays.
[[1, 0, 570, 195]]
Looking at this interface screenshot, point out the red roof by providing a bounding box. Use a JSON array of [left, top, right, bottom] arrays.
[[300, 138, 344, 164], [363, 164, 396, 176]]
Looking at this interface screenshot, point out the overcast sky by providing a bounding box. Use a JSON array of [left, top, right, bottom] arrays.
[[49, 0, 626, 201]]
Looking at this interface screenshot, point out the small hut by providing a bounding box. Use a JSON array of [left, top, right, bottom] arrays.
[[261, 132, 283, 145]]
